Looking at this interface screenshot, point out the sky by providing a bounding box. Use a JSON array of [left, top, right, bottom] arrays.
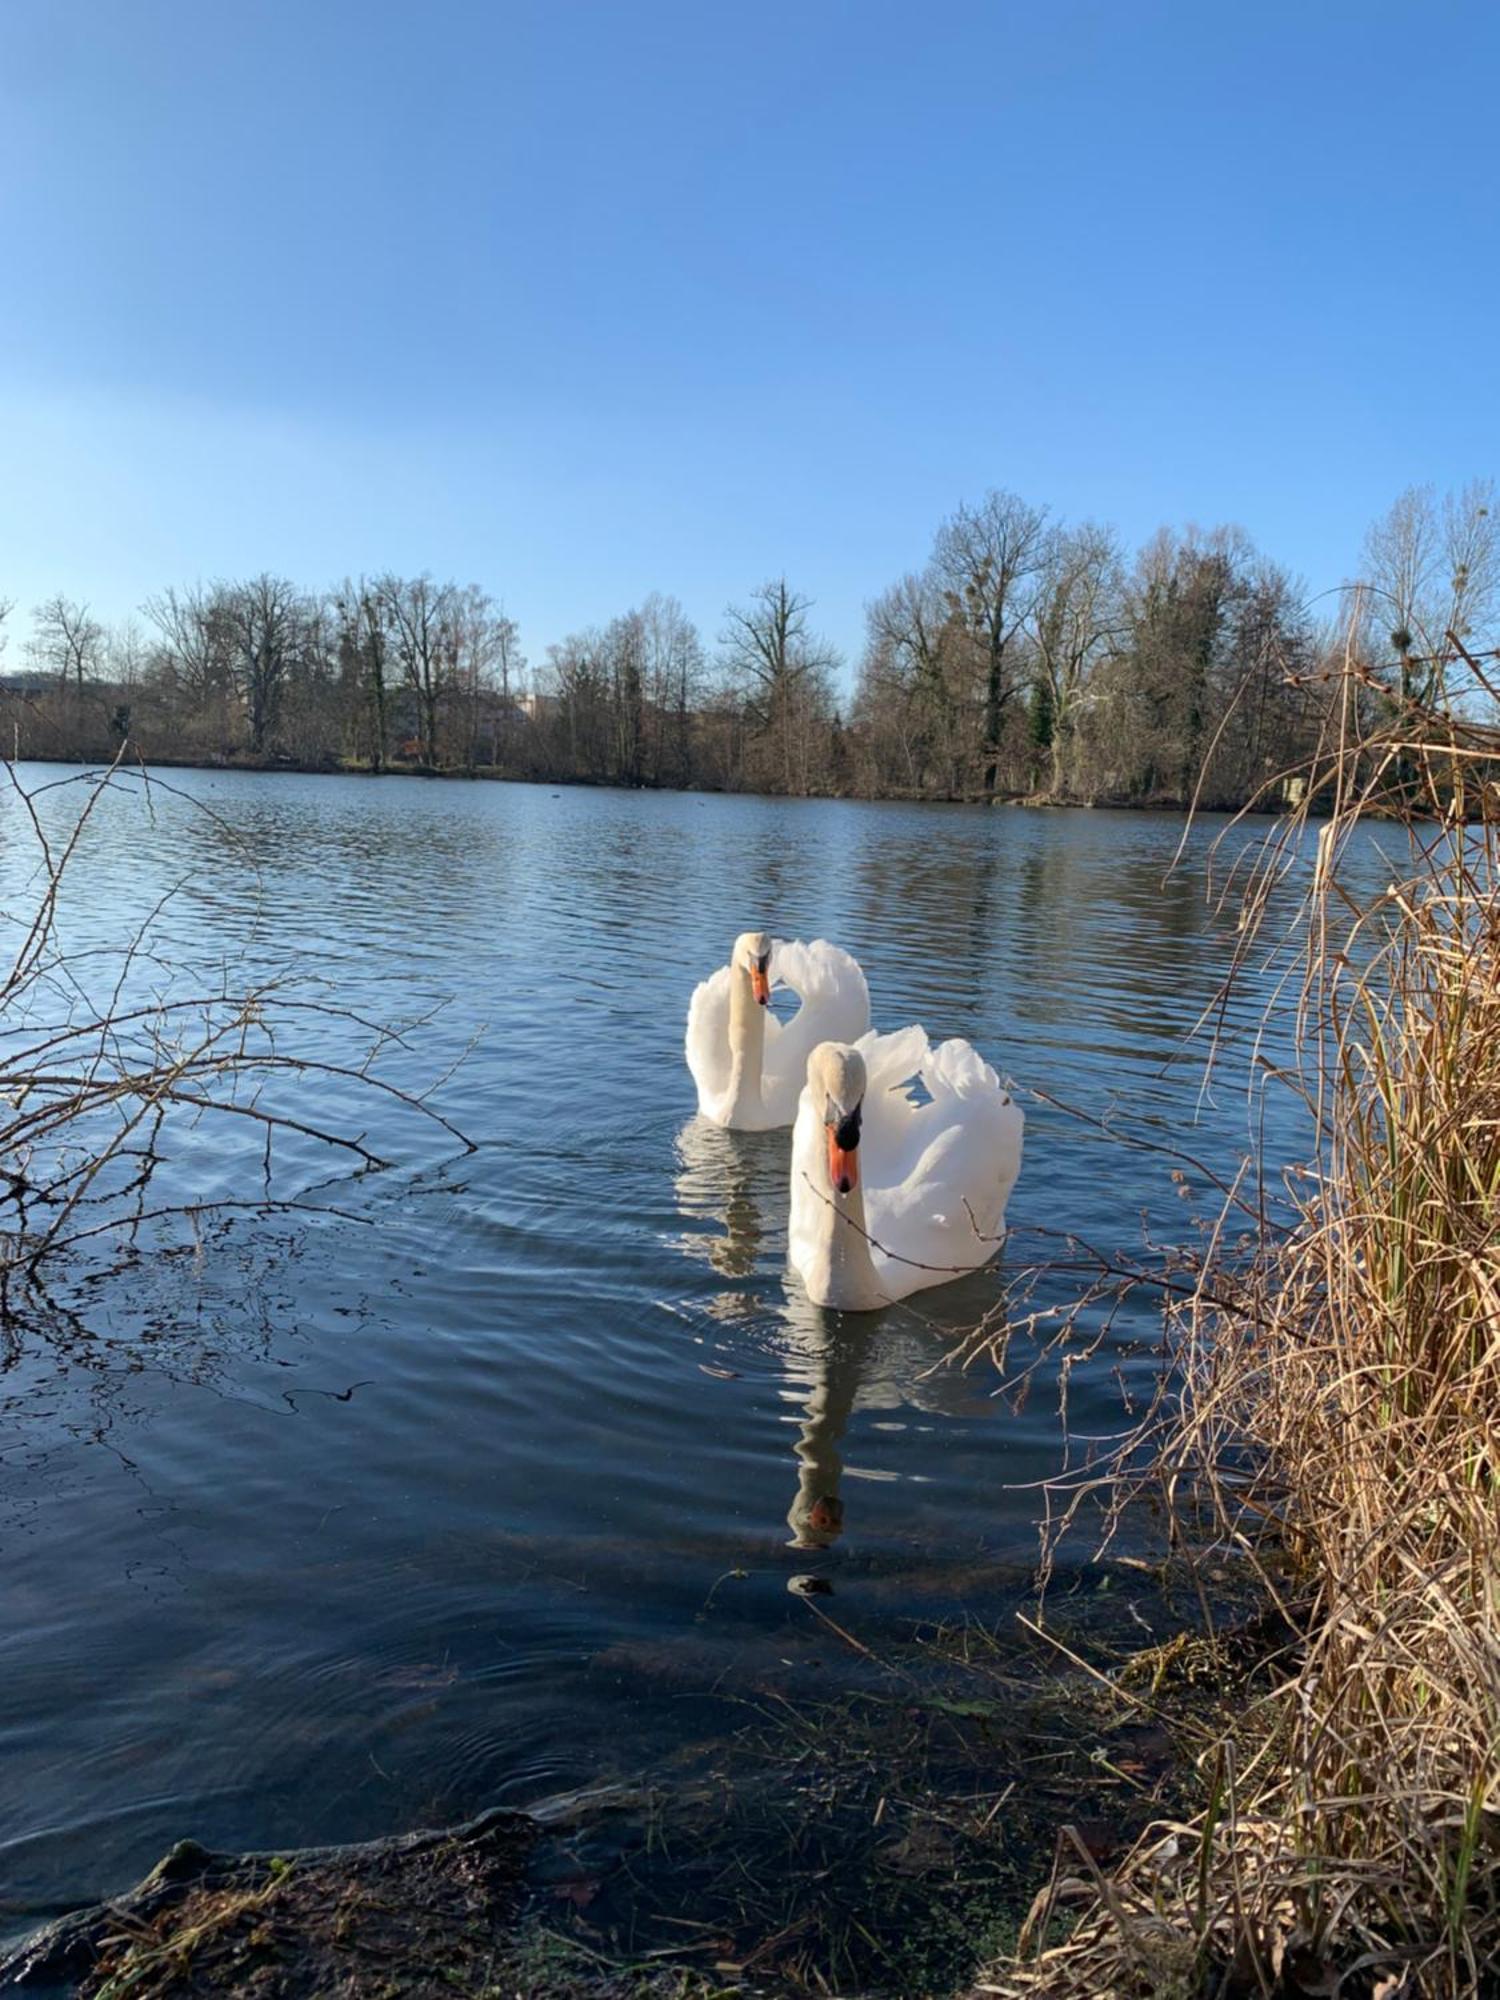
[[2, 0, 1498, 686]]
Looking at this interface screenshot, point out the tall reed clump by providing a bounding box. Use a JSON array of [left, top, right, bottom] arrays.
[[987, 635, 1500, 1998]]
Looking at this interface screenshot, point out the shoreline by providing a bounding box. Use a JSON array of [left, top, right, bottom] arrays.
[[0, 1568, 1268, 1999], [1, 747, 1284, 818]]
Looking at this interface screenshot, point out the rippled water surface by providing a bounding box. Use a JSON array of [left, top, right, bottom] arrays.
[[0, 770, 1371, 1936]]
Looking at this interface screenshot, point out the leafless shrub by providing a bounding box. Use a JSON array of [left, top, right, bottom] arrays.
[[0, 751, 472, 1325]]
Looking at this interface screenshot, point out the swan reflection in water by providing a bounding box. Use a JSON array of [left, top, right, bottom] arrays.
[[671, 1112, 782, 1279], [673, 1116, 998, 1565]]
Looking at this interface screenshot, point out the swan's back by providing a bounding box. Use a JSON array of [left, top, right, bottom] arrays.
[[859, 1025, 1023, 1299]]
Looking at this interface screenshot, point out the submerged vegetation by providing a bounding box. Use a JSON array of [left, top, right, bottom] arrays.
[[1, 478, 1496, 810], [982, 630, 1500, 1996]]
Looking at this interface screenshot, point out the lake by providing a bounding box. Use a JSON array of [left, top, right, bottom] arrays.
[[0, 769, 1331, 1953]]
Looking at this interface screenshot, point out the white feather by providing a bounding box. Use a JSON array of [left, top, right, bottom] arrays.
[[685, 937, 870, 1129], [684, 964, 734, 1114], [788, 1024, 1023, 1309]]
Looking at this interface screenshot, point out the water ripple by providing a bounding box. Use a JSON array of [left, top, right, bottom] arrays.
[[0, 770, 1384, 1931]]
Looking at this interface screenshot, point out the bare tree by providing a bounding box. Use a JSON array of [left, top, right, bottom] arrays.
[[1027, 523, 1123, 796], [587, 609, 642, 785], [107, 620, 148, 690], [371, 574, 456, 765], [1207, 559, 1317, 803], [638, 593, 704, 787], [535, 597, 702, 787], [143, 585, 234, 704], [1362, 480, 1500, 706], [933, 491, 1050, 795], [858, 572, 968, 794], [8, 481, 1490, 800], [487, 600, 524, 770], [544, 627, 612, 779], [100, 621, 150, 745], [276, 595, 343, 765], [27, 596, 106, 697], [448, 584, 520, 768], [1442, 480, 1500, 654], [719, 578, 839, 795], [1110, 527, 1250, 802], [332, 582, 392, 772], [220, 575, 306, 755]]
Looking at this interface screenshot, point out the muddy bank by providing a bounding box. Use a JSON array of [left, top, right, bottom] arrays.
[[1, 1810, 537, 1999], [2, 1565, 1278, 1999], [1, 1806, 727, 2000]]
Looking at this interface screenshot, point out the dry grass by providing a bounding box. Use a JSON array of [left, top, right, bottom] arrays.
[[984, 630, 1500, 1997]]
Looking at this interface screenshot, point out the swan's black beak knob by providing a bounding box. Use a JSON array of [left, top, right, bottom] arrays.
[[826, 1104, 861, 1195]]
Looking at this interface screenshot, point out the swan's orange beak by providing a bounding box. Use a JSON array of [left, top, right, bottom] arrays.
[[826, 1106, 861, 1196], [750, 960, 771, 1006]]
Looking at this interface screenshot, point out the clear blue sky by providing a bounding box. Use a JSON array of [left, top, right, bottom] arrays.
[[2, 0, 1496, 684]]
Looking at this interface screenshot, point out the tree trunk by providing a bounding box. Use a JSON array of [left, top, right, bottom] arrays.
[[982, 638, 1004, 795]]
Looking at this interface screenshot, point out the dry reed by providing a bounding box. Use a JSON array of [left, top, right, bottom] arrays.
[[985, 627, 1500, 1997]]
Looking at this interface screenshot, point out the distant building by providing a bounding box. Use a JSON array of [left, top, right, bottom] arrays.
[[0, 671, 55, 702]]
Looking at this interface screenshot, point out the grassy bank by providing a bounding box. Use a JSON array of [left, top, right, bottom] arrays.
[[983, 649, 1500, 1996]]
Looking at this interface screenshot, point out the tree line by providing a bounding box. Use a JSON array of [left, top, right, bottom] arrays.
[[1, 479, 1494, 809]]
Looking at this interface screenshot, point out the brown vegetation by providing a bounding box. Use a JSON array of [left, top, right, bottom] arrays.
[[982, 626, 1500, 1996], [0, 1813, 536, 1998]]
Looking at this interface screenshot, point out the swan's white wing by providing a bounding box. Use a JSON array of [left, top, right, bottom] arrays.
[[685, 965, 734, 1119], [857, 1021, 930, 1094], [917, 1036, 1024, 1244], [760, 939, 871, 1122], [851, 1022, 932, 1175], [865, 1035, 1024, 1302]]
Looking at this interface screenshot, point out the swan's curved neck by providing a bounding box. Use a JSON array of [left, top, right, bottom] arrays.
[[725, 962, 767, 1117], [792, 1122, 887, 1311]]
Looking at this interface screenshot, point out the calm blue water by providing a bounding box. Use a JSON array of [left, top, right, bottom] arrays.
[[0, 769, 1352, 1935]]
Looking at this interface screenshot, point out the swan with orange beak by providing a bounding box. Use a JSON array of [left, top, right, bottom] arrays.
[[789, 1031, 1023, 1311], [685, 932, 870, 1130], [789, 1043, 888, 1310]]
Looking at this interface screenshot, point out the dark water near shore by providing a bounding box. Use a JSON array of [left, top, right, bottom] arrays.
[[0, 770, 1375, 1938]]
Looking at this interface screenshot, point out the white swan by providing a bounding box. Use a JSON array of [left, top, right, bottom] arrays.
[[685, 932, 870, 1130], [788, 1029, 1023, 1310]]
